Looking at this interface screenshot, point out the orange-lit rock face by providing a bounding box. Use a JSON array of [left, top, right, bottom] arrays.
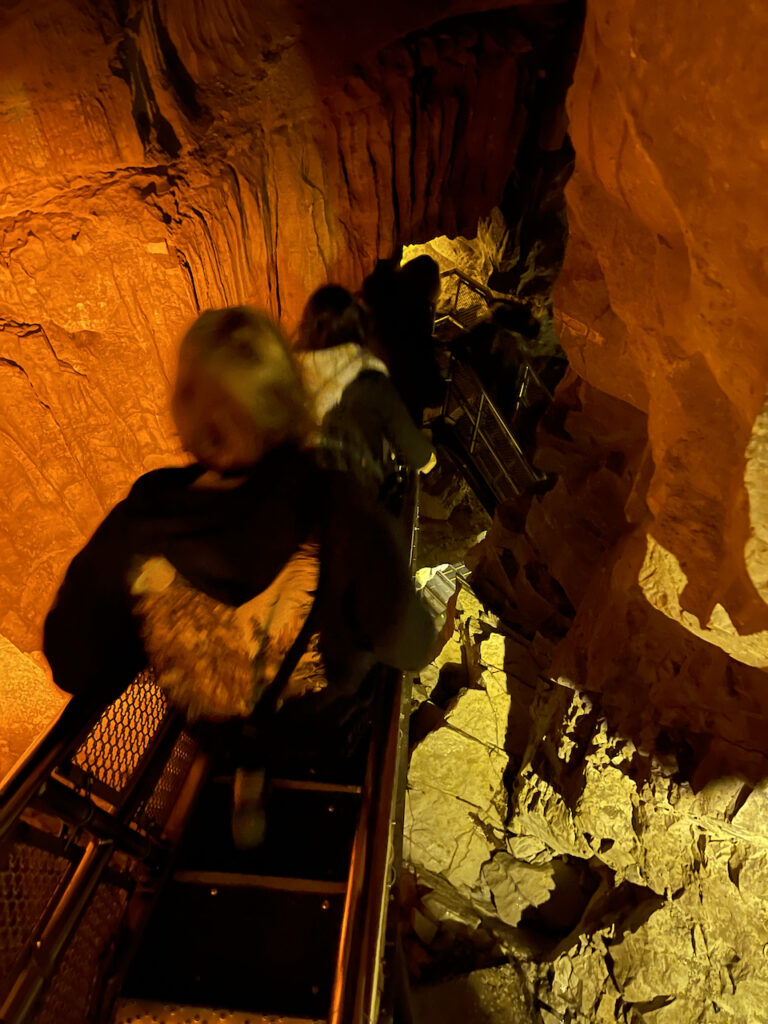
[[0, 0, 570, 653], [0, 637, 66, 780], [527, 1, 768, 761], [466, 0, 768, 775], [555, 0, 768, 636]]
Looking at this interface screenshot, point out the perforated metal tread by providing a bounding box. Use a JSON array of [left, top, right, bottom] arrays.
[[68, 672, 169, 805], [112, 1000, 321, 1024]]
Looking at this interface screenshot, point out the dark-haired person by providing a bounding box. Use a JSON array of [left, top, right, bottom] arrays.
[[363, 255, 445, 426], [296, 284, 435, 506]]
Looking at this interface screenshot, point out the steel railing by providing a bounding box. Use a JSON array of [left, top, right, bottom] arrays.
[[432, 268, 551, 508], [440, 356, 545, 506], [329, 480, 419, 1024], [0, 673, 198, 1024], [435, 268, 493, 334]]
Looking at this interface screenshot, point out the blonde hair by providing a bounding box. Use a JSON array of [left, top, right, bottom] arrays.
[[175, 307, 312, 454]]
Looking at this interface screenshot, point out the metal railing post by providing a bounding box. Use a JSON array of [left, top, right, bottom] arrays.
[[469, 392, 485, 453]]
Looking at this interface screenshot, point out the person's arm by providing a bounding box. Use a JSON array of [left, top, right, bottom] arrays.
[[44, 509, 145, 699], [358, 372, 435, 470], [339, 494, 437, 671], [367, 579, 437, 670]]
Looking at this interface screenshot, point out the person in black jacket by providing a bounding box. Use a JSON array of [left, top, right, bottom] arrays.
[[362, 255, 446, 426], [295, 285, 436, 505], [44, 307, 436, 842]]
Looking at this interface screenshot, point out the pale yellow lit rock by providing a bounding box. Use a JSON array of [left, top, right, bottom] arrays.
[[482, 854, 556, 927], [550, 935, 620, 1021], [479, 633, 506, 672], [445, 689, 505, 749], [609, 900, 698, 1003], [445, 667, 511, 750], [509, 772, 592, 860], [574, 762, 641, 878], [639, 535, 768, 668], [409, 727, 508, 826], [506, 835, 554, 865], [744, 394, 768, 603], [692, 775, 754, 822], [455, 585, 499, 628], [404, 784, 498, 894]]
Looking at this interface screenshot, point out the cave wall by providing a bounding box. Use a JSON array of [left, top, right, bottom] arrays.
[[455, 3, 768, 1018], [0, 0, 576, 659], [554, 0, 768, 749], [557, 0, 768, 647], [472, 0, 768, 761], [555, 0, 768, 635]]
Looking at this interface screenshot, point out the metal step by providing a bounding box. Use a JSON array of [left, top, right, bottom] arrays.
[[173, 777, 360, 881], [118, 715, 372, 1020], [172, 870, 348, 895], [113, 999, 322, 1023], [120, 879, 345, 1018], [270, 778, 362, 795]]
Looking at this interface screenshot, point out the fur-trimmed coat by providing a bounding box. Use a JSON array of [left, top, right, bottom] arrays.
[[44, 446, 434, 718]]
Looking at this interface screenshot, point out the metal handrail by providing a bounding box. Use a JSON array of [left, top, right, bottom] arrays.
[[328, 479, 420, 1024], [516, 358, 554, 406], [328, 679, 393, 1024], [326, 668, 409, 1024], [361, 673, 412, 1024], [436, 266, 553, 421], [438, 266, 494, 304], [444, 357, 544, 489], [1, 839, 116, 1024], [0, 692, 108, 842], [434, 270, 491, 336], [363, 477, 420, 1023], [0, 678, 191, 1024]]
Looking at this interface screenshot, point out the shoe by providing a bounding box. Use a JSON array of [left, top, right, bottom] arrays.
[[232, 767, 267, 850]]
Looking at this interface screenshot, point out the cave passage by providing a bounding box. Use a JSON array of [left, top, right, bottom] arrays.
[[2, 0, 768, 1022]]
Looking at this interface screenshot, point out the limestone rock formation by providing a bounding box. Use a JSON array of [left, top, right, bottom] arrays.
[[405, 585, 768, 1022], [468, 0, 768, 796], [552, 0, 768, 656], [414, 0, 768, 1018], [522, 679, 768, 1024], [404, 587, 578, 953]]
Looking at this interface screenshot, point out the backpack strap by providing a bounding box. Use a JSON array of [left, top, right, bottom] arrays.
[[246, 500, 331, 728], [256, 586, 321, 719], [239, 467, 338, 752]]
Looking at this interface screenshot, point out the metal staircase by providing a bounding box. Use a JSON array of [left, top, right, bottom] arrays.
[[0, 660, 412, 1024], [0, 491, 419, 1024], [432, 268, 550, 512]]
